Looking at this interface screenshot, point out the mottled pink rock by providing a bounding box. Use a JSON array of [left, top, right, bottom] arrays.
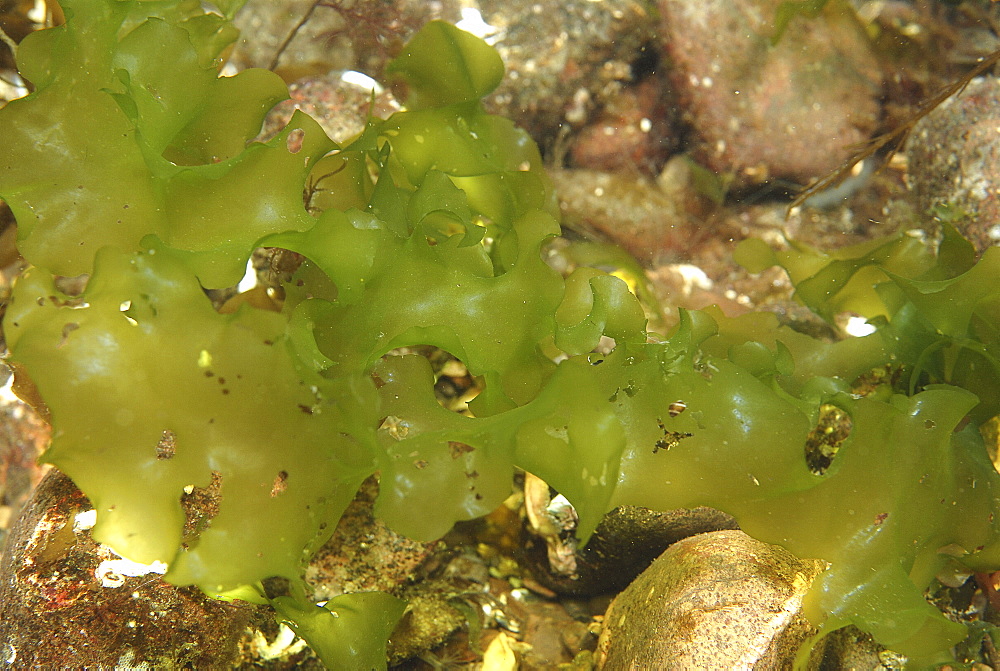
[[0, 471, 446, 666], [0, 388, 49, 551], [261, 73, 401, 145], [230, 0, 454, 80], [569, 75, 679, 176], [549, 158, 712, 265], [657, 0, 883, 187]]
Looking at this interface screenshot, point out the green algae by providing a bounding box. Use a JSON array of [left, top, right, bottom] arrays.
[[2, 2, 1000, 667]]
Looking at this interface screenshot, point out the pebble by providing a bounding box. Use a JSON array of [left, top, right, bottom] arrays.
[[594, 529, 827, 669], [524, 504, 738, 597], [568, 75, 679, 176], [550, 159, 710, 265], [656, 0, 883, 188]]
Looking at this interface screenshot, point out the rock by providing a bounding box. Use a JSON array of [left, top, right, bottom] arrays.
[[477, 0, 656, 145], [229, 0, 456, 81], [230, 0, 352, 77], [656, 0, 882, 187], [0, 382, 49, 555], [906, 76, 1000, 254], [506, 594, 597, 669], [233, 0, 657, 158], [305, 476, 440, 602], [387, 591, 468, 663], [260, 72, 401, 145], [569, 74, 679, 176], [594, 529, 827, 669], [807, 625, 893, 670], [524, 503, 738, 597], [550, 162, 709, 265], [0, 470, 264, 668]]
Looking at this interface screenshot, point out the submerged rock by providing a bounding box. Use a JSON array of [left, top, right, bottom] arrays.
[[524, 503, 738, 597], [550, 161, 709, 265], [0, 470, 263, 668], [477, 0, 655, 144], [568, 75, 679, 176], [595, 529, 826, 669], [906, 76, 1000, 254], [0, 471, 442, 667], [232, 0, 657, 158], [657, 0, 882, 188]]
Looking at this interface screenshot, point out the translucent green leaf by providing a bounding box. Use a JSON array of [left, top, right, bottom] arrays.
[[272, 592, 407, 671], [386, 20, 504, 109], [5, 248, 378, 590], [771, 0, 831, 45]]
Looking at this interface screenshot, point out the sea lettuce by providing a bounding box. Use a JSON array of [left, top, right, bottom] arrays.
[[2, 1, 1000, 668]]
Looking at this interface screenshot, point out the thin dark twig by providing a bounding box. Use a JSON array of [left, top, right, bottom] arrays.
[[268, 0, 326, 72], [787, 46, 1000, 216], [304, 160, 348, 213]]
